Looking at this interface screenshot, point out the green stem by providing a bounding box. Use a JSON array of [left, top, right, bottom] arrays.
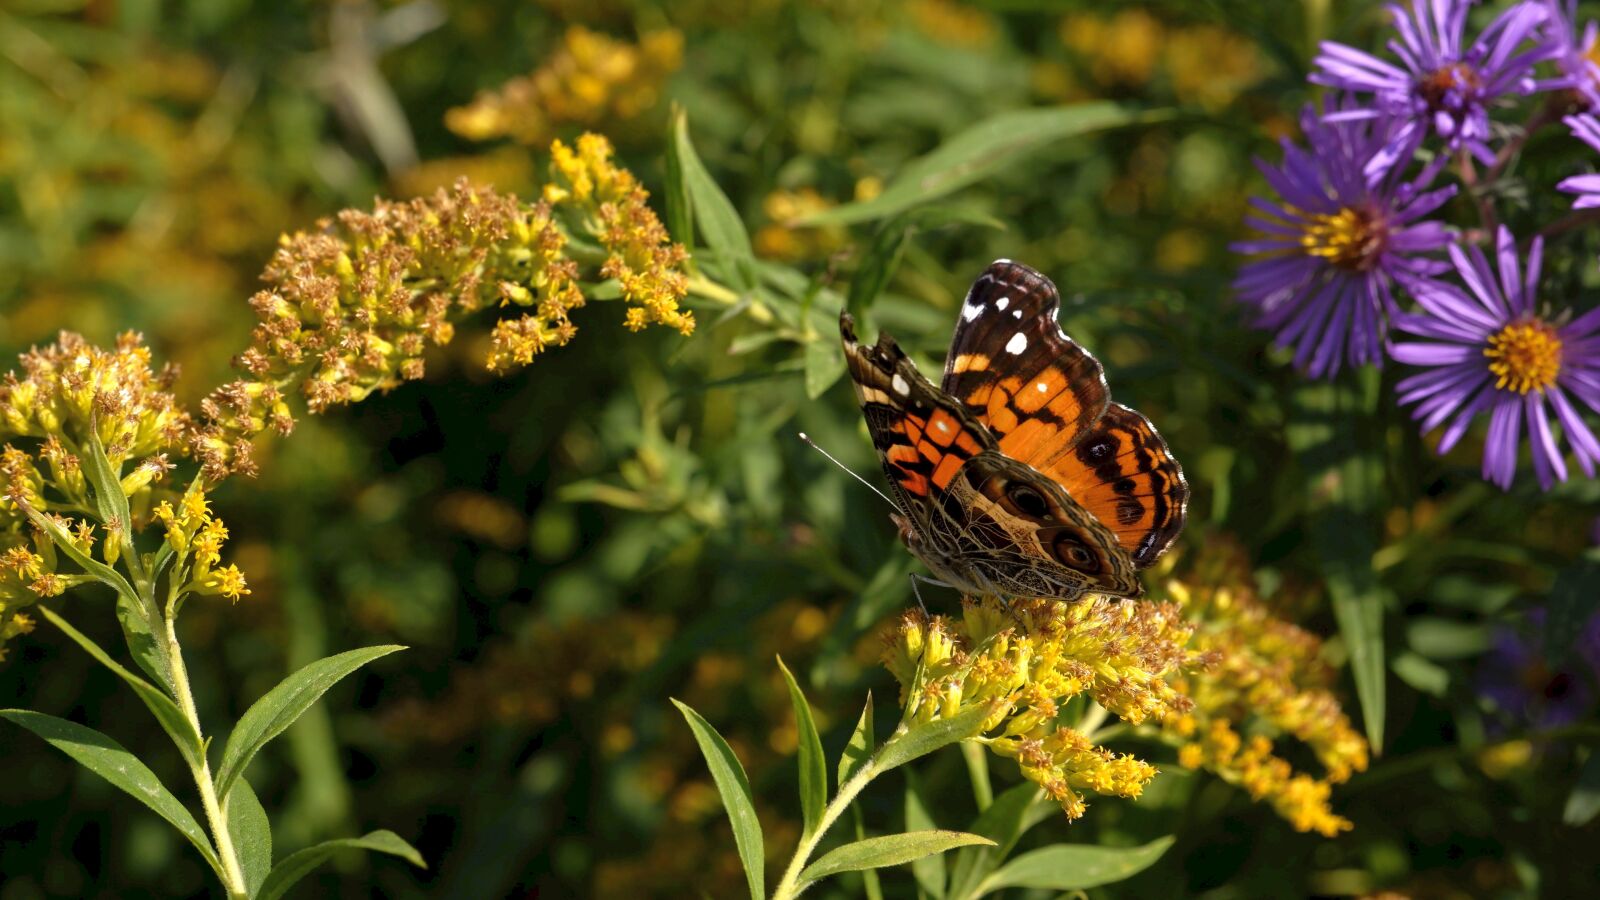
[[163, 607, 250, 899], [771, 756, 881, 900]]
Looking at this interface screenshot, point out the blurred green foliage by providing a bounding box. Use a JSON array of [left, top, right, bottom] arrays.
[[2, 0, 1599, 898]]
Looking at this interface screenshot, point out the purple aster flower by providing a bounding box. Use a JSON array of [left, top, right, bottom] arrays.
[[1390, 226, 1600, 489], [1478, 607, 1600, 731], [1543, 0, 1600, 107], [1558, 113, 1600, 207], [1311, 0, 1556, 166], [1233, 104, 1456, 378]]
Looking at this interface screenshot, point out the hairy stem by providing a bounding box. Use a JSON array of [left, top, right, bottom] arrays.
[[771, 756, 881, 900], [164, 609, 250, 899]]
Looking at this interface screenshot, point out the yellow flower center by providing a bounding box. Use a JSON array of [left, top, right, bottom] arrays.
[[1299, 206, 1385, 271], [1485, 319, 1563, 395]]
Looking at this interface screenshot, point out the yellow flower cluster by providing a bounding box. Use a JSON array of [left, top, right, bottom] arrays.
[[153, 482, 249, 602], [1161, 539, 1370, 836], [906, 0, 998, 48], [883, 596, 1202, 820], [446, 27, 683, 147], [195, 134, 691, 478], [545, 134, 693, 336], [1051, 11, 1266, 111], [0, 332, 244, 658]]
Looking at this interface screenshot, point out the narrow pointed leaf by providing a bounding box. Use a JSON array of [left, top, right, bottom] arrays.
[[799, 831, 994, 885], [0, 710, 219, 874], [798, 104, 1158, 226], [776, 656, 828, 838], [838, 692, 875, 788], [663, 106, 694, 247], [975, 836, 1175, 894], [115, 590, 173, 694], [257, 831, 425, 900], [79, 423, 132, 547], [804, 337, 845, 400], [227, 777, 272, 897], [37, 606, 200, 769], [21, 502, 136, 598], [673, 699, 765, 900], [215, 645, 404, 801], [876, 701, 996, 774], [672, 110, 758, 292]]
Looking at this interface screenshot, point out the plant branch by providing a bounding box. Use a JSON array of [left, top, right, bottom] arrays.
[[163, 606, 250, 899], [771, 755, 880, 900]]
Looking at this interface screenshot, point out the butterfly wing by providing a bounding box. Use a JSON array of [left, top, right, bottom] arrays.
[[941, 260, 1188, 569], [841, 310, 1139, 599]]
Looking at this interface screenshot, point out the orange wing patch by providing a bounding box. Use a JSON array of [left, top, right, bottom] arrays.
[[1033, 404, 1188, 568]]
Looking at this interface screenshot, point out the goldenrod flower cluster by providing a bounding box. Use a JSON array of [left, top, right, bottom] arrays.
[[882, 596, 1202, 820], [1161, 541, 1370, 837], [154, 482, 249, 602], [906, 0, 999, 48], [0, 332, 251, 659], [446, 27, 683, 147], [194, 133, 691, 478]]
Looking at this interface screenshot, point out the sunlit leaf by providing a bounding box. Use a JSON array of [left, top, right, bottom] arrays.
[[973, 836, 1174, 894], [776, 656, 828, 839], [672, 699, 765, 900], [799, 830, 994, 885], [257, 831, 425, 900]]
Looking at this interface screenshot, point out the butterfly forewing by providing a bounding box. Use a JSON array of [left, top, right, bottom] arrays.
[[941, 260, 1111, 455]]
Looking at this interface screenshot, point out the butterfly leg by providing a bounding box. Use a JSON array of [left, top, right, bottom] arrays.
[[908, 572, 960, 615]]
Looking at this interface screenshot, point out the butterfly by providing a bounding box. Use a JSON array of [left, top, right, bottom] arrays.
[[840, 259, 1187, 602]]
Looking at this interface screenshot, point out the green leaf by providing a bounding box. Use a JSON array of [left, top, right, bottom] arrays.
[[79, 422, 132, 550], [798, 103, 1158, 227], [663, 105, 694, 248], [672, 109, 758, 292], [20, 502, 137, 599], [35, 606, 201, 769], [799, 831, 994, 886], [215, 645, 404, 801], [0, 710, 220, 875], [1287, 376, 1386, 750], [839, 692, 875, 789], [257, 831, 425, 900], [904, 770, 945, 899], [227, 777, 272, 898], [876, 701, 996, 774], [804, 336, 844, 400], [947, 782, 1042, 900], [115, 590, 173, 694], [974, 836, 1175, 894], [672, 699, 765, 900], [776, 656, 828, 839], [846, 206, 1005, 319], [1564, 751, 1600, 827]]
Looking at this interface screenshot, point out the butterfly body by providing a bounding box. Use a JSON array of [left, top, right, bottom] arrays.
[[841, 260, 1187, 603]]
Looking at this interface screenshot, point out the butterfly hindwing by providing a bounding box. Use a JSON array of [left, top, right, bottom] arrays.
[[941, 260, 1111, 462], [1035, 403, 1189, 568]]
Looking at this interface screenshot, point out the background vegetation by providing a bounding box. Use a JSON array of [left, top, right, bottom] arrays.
[[2, 0, 1597, 897]]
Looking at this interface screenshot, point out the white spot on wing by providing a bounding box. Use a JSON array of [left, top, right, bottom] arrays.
[[962, 299, 983, 321], [1012, 310, 1022, 319], [935, 420, 950, 433], [996, 296, 1010, 311], [891, 373, 910, 395], [1005, 332, 1028, 355], [1036, 381, 1049, 393]]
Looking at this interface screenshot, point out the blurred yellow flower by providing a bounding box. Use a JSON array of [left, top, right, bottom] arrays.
[[1061, 10, 1164, 88], [884, 595, 1201, 820], [447, 27, 683, 147], [1167, 25, 1266, 111], [907, 0, 998, 49], [753, 188, 847, 262]]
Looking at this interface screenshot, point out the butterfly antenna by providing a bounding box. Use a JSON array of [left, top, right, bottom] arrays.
[[797, 432, 898, 510]]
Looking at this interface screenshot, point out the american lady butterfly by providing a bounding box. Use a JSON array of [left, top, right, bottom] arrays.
[[841, 260, 1187, 602]]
